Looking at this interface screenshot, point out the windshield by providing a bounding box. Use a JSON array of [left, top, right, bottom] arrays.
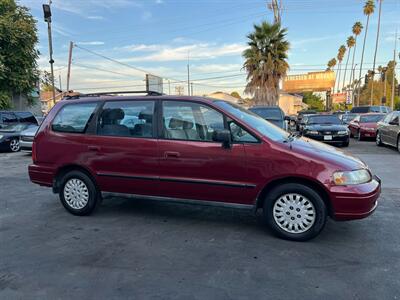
[[214, 101, 289, 141], [342, 114, 358, 122], [360, 114, 384, 123], [0, 124, 27, 131], [249, 107, 282, 120], [307, 115, 341, 125]]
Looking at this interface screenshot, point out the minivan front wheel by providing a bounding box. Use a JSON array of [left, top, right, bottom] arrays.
[[59, 171, 100, 216], [264, 183, 327, 241]]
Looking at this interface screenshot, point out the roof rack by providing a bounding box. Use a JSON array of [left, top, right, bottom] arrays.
[[63, 90, 163, 100]]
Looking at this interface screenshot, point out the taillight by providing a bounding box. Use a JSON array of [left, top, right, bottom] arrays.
[[32, 141, 37, 163]]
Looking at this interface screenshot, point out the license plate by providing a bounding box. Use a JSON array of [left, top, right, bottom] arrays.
[[324, 135, 332, 140]]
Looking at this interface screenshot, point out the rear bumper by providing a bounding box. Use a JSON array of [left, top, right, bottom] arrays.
[[360, 130, 377, 138], [28, 164, 54, 187], [330, 176, 381, 221]]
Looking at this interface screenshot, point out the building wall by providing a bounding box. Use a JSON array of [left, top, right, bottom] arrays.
[[278, 93, 304, 115], [11, 93, 42, 116]]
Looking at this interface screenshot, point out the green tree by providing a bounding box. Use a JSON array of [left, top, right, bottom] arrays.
[[302, 92, 325, 111], [335, 45, 346, 93], [327, 58, 337, 71], [0, 0, 39, 109], [342, 36, 356, 91], [230, 91, 241, 99], [350, 22, 363, 86], [243, 21, 290, 106], [356, 0, 375, 106]]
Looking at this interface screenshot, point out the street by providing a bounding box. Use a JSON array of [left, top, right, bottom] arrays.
[[0, 140, 399, 299]]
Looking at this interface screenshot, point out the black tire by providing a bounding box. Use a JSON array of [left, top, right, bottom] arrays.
[[356, 130, 362, 141], [376, 131, 383, 146], [59, 170, 100, 216], [397, 136, 400, 153], [263, 183, 327, 241]]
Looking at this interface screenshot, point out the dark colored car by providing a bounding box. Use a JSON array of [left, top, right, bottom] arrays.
[[301, 114, 350, 147], [341, 113, 359, 124], [376, 111, 400, 152], [249, 106, 287, 130], [0, 111, 38, 129], [0, 123, 37, 152], [296, 110, 317, 130], [348, 113, 385, 141], [350, 106, 391, 114], [29, 94, 381, 241]]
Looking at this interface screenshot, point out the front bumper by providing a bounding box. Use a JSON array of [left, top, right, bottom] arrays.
[[20, 140, 33, 151], [330, 175, 381, 221], [304, 133, 349, 144]]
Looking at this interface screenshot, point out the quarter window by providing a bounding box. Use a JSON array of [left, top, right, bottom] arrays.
[[162, 101, 224, 141], [52, 103, 97, 133], [97, 101, 155, 138]]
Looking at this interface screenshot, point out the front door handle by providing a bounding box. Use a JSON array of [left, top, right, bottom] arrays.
[[88, 145, 100, 152], [164, 151, 180, 158]]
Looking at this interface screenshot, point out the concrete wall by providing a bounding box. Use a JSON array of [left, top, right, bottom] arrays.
[[11, 93, 42, 116]]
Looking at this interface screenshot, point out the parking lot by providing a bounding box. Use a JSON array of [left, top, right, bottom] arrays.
[[0, 140, 399, 299]]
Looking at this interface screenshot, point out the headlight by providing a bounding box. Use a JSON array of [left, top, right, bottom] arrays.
[[337, 130, 348, 135], [333, 169, 371, 185], [307, 130, 319, 135], [0, 135, 3, 139]]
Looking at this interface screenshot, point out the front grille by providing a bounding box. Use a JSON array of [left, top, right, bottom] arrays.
[[320, 131, 337, 135], [21, 136, 34, 142]]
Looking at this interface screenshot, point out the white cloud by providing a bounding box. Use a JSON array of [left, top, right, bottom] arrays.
[[120, 43, 246, 62], [155, 0, 164, 4], [87, 15, 105, 20], [191, 64, 242, 73], [78, 41, 105, 46]]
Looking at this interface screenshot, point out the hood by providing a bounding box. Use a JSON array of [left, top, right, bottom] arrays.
[[287, 136, 366, 171], [20, 126, 39, 136], [305, 124, 347, 131], [360, 122, 377, 129]]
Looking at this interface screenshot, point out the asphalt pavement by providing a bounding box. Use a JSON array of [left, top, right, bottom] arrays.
[[0, 140, 399, 300]]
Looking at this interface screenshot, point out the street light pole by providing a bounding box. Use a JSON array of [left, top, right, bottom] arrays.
[[390, 29, 398, 110], [43, 1, 55, 105]]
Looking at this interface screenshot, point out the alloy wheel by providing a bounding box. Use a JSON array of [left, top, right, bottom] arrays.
[[9, 139, 20, 152], [376, 132, 382, 146], [272, 193, 316, 234], [63, 178, 90, 209]]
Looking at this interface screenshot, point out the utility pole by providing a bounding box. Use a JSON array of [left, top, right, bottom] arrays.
[[66, 41, 73, 91], [187, 51, 190, 96], [59, 73, 62, 91], [191, 82, 194, 96], [390, 29, 398, 110], [43, 1, 55, 105], [168, 80, 171, 95], [370, 0, 383, 105], [268, 0, 282, 24]]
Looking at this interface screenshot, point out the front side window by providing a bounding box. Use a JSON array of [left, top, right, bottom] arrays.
[[97, 101, 155, 138], [162, 101, 224, 141], [390, 113, 399, 125], [382, 113, 393, 124], [228, 120, 258, 143], [52, 103, 97, 133]]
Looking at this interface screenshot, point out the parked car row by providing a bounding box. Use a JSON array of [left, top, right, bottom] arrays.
[[0, 110, 42, 152]]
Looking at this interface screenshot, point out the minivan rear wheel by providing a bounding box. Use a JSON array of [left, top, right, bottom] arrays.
[[264, 183, 327, 241], [59, 171, 100, 216]]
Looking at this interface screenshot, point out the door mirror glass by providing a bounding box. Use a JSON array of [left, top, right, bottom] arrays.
[[212, 129, 232, 148]]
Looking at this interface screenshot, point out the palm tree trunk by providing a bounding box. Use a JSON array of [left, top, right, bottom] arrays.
[[370, 0, 383, 106], [357, 15, 370, 106], [350, 37, 357, 89], [336, 62, 342, 93], [334, 63, 339, 93], [342, 48, 352, 91]]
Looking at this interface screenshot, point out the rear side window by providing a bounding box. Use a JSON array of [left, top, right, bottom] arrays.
[[15, 112, 37, 124], [97, 101, 155, 138], [52, 103, 97, 133]]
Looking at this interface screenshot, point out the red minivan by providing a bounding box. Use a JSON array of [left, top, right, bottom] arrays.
[[29, 94, 381, 241]]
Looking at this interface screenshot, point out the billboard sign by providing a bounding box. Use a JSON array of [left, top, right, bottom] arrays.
[[332, 92, 346, 104], [282, 71, 335, 93], [146, 74, 163, 94]]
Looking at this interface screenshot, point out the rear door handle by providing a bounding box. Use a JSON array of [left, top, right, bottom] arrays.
[[164, 151, 180, 158], [88, 145, 101, 151]]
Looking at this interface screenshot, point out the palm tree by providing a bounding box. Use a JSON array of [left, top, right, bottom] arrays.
[[327, 58, 337, 71], [350, 22, 363, 86], [370, 0, 383, 105], [342, 36, 356, 91], [356, 0, 375, 106], [335, 45, 346, 93], [243, 21, 290, 106]]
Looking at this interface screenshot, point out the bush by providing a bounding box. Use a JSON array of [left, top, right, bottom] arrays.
[[0, 91, 12, 109]]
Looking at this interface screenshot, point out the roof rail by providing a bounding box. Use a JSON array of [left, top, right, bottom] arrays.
[[63, 90, 163, 100]]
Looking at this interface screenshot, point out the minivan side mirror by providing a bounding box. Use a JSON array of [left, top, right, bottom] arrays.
[[212, 129, 232, 149]]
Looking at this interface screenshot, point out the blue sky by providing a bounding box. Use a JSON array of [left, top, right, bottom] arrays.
[[21, 0, 400, 96]]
